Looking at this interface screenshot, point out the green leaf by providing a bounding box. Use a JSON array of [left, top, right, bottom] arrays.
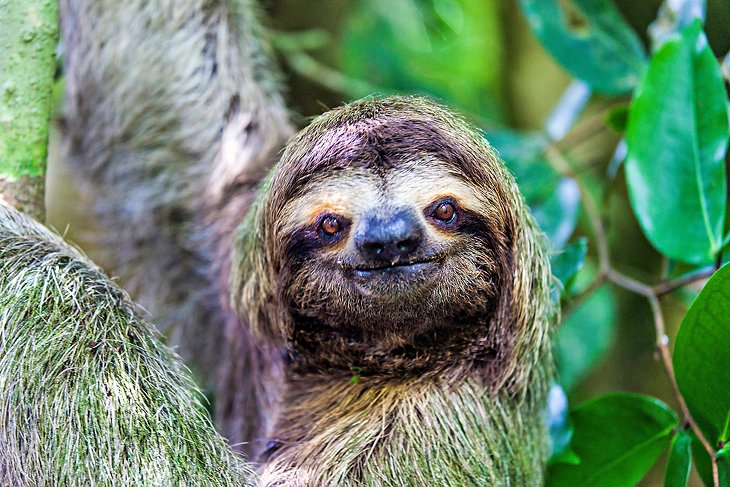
[[489, 130, 580, 248], [604, 103, 629, 133], [674, 263, 730, 445], [555, 285, 616, 391], [519, 0, 646, 94], [692, 436, 730, 487], [546, 393, 679, 487], [340, 0, 505, 120], [690, 430, 712, 486], [665, 430, 692, 487], [719, 447, 730, 487], [551, 238, 588, 291], [625, 20, 729, 264]]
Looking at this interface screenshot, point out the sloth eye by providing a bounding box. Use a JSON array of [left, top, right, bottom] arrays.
[[320, 216, 342, 236], [432, 201, 456, 223]]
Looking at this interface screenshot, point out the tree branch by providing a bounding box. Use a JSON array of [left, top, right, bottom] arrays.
[[0, 0, 59, 222]]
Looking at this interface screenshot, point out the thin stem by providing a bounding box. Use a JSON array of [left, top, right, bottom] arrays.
[[606, 268, 653, 297], [649, 296, 719, 486], [654, 265, 716, 297]]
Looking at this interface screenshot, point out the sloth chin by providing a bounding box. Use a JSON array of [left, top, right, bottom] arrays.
[[339, 254, 444, 297]]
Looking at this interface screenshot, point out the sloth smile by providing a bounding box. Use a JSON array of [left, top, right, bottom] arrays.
[[352, 258, 437, 276]]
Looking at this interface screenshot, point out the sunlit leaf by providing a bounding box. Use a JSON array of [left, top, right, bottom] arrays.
[[555, 285, 616, 391], [664, 429, 691, 487], [547, 384, 579, 465], [519, 0, 646, 94], [649, 0, 706, 50], [547, 393, 678, 487], [545, 80, 592, 140], [674, 263, 730, 445], [625, 20, 729, 264]]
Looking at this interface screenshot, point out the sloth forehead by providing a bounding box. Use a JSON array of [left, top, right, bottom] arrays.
[[279, 158, 485, 228]]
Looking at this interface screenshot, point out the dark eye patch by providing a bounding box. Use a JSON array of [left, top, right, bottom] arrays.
[[284, 213, 352, 265], [316, 213, 351, 244], [423, 197, 499, 248]]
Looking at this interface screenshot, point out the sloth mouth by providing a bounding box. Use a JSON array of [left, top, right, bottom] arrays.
[[350, 258, 438, 277]]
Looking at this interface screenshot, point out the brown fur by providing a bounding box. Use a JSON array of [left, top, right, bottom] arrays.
[[227, 96, 556, 483]]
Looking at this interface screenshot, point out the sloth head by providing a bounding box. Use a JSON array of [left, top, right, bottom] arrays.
[[234, 96, 553, 386]]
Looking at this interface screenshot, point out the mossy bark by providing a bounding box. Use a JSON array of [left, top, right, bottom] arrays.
[[0, 0, 59, 222]]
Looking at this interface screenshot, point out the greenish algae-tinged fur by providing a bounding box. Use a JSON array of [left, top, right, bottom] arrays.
[[0, 201, 254, 486]]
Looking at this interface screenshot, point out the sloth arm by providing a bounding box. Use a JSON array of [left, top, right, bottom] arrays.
[[0, 202, 254, 486]]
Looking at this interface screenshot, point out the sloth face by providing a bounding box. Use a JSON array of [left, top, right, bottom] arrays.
[[250, 97, 520, 341], [275, 154, 510, 336]]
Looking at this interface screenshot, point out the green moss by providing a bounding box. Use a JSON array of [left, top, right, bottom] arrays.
[[0, 0, 58, 180]]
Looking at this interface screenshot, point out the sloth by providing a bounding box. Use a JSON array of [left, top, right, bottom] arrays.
[[222, 96, 556, 485], [0, 94, 556, 484], [56, 2, 553, 483], [3, 2, 555, 483]]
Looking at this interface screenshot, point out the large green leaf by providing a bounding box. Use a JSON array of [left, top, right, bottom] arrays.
[[625, 20, 729, 264], [547, 393, 678, 487], [674, 263, 730, 445], [555, 285, 616, 391], [519, 0, 646, 94], [664, 429, 692, 487]]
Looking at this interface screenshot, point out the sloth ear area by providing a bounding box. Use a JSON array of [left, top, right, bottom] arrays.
[[492, 188, 555, 393], [231, 203, 285, 343]]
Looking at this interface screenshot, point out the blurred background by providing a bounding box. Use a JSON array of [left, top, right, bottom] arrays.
[[45, 1, 730, 484]]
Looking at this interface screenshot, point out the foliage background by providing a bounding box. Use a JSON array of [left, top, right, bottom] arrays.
[[44, 1, 730, 485]]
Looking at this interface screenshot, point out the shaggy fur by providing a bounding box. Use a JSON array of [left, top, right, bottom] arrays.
[[55, 2, 555, 481], [0, 201, 253, 486], [230, 96, 557, 485], [59, 0, 293, 397]]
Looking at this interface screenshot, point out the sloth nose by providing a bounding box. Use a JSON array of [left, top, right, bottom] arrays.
[[356, 211, 423, 263]]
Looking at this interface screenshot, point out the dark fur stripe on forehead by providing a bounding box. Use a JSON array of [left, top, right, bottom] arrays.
[[271, 96, 498, 202]]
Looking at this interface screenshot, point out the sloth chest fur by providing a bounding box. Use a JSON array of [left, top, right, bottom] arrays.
[[259, 373, 550, 486]]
